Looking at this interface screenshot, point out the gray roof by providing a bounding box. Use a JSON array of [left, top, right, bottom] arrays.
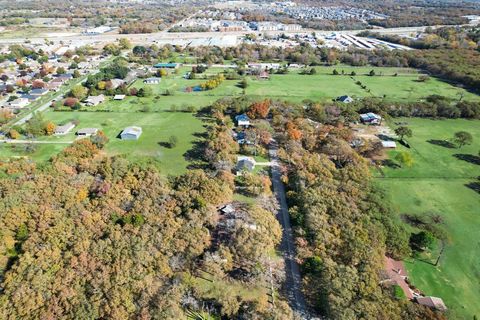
[[122, 126, 142, 136], [77, 128, 98, 135]]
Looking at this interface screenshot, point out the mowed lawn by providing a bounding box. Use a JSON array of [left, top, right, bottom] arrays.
[[42, 111, 206, 175], [377, 118, 480, 319], [80, 65, 478, 114]]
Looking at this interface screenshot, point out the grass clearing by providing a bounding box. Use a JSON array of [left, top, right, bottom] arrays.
[[42, 111, 206, 176], [377, 118, 480, 319]]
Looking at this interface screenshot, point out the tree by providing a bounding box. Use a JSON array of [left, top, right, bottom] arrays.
[[410, 231, 435, 251], [239, 78, 248, 89], [137, 87, 153, 97], [332, 69, 339, 75], [118, 38, 132, 50], [394, 126, 412, 141], [70, 85, 87, 99], [453, 131, 473, 148], [168, 135, 178, 148], [395, 151, 414, 167], [44, 122, 56, 136], [369, 69, 376, 76], [8, 129, 20, 139]]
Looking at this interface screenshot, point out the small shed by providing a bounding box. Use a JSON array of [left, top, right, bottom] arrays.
[[143, 77, 160, 85], [336, 95, 354, 103], [120, 126, 142, 140], [55, 122, 75, 135], [258, 71, 270, 80], [416, 296, 447, 312], [113, 94, 126, 101], [381, 141, 397, 148], [77, 128, 98, 137]]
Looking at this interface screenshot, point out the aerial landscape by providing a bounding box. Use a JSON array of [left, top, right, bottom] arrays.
[[0, 0, 479, 319]]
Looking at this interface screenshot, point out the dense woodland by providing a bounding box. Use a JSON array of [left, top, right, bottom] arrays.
[[0, 135, 288, 318]]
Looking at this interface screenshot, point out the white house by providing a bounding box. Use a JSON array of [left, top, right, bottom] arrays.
[[76, 128, 98, 137], [143, 77, 160, 85], [8, 98, 30, 109], [55, 122, 75, 135], [84, 94, 105, 107]]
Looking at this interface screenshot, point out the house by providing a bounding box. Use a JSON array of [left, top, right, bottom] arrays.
[[76, 128, 98, 137], [55, 122, 75, 135], [258, 71, 270, 80], [30, 88, 49, 96], [109, 79, 124, 89], [55, 73, 73, 81], [21, 94, 41, 102], [220, 204, 235, 215], [8, 98, 30, 109], [143, 77, 160, 85], [336, 95, 354, 103], [120, 126, 142, 140], [153, 63, 179, 69], [236, 156, 256, 174], [46, 81, 62, 91], [360, 112, 382, 125], [113, 94, 126, 101], [416, 296, 447, 312], [84, 94, 105, 107], [235, 114, 250, 127], [381, 141, 397, 148]]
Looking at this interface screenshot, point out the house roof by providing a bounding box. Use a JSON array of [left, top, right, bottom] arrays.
[[360, 112, 382, 121], [337, 95, 353, 102], [122, 126, 142, 136], [77, 128, 98, 135], [416, 297, 447, 311], [381, 141, 397, 148], [153, 63, 178, 68], [85, 95, 105, 104], [235, 114, 250, 122], [55, 122, 75, 132], [144, 77, 160, 82], [30, 88, 48, 95]]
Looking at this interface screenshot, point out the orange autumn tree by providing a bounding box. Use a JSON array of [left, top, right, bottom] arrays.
[[44, 122, 56, 136], [286, 121, 302, 141], [247, 99, 271, 119]]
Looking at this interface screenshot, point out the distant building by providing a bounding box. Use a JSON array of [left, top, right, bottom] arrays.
[[20, 94, 41, 102], [336, 95, 354, 103], [109, 79, 124, 89], [235, 114, 251, 127], [360, 112, 382, 125], [143, 77, 161, 85], [113, 94, 126, 100], [77, 128, 99, 137], [84, 94, 105, 107], [84, 26, 112, 35], [120, 126, 142, 140], [55, 122, 75, 135], [416, 296, 447, 312], [30, 88, 49, 96], [153, 63, 179, 69]]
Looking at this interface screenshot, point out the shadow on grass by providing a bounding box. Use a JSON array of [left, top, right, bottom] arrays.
[[427, 139, 456, 149], [465, 181, 480, 194], [381, 159, 401, 169], [454, 154, 480, 165]]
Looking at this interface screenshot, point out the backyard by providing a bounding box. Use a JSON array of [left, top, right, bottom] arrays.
[[377, 118, 480, 319]]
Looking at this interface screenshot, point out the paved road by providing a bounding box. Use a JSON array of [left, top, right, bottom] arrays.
[[268, 141, 310, 319]]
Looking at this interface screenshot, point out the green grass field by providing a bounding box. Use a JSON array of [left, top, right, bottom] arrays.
[[377, 118, 480, 319], [1, 64, 478, 177], [31, 111, 205, 176]]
